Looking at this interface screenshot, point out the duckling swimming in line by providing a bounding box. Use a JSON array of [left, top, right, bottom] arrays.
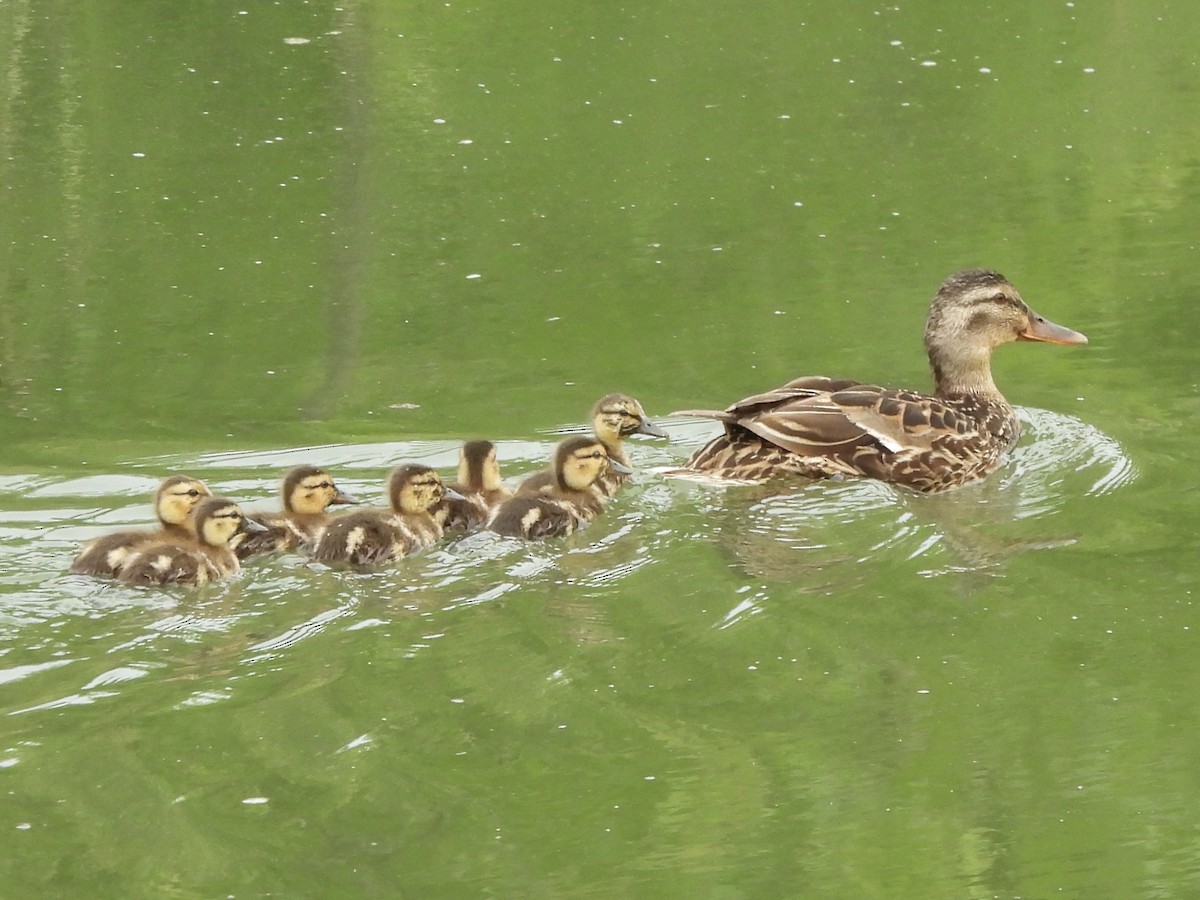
[[670, 269, 1088, 493], [516, 393, 666, 498], [439, 440, 512, 531], [488, 436, 630, 540], [233, 465, 360, 560], [118, 496, 265, 586], [70, 475, 212, 578], [312, 465, 461, 565]]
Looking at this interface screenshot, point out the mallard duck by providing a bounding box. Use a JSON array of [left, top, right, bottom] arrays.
[[437, 440, 512, 531], [670, 269, 1088, 493], [488, 436, 631, 539], [516, 393, 667, 497], [117, 496, 266, 586], [70, 474, 212, 578], [232, 465, 360, 560], [311, 464, 459, 565]]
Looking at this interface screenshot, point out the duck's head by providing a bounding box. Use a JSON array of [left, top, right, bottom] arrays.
[[192, 497, 266, 547], [457, 441, 505, 493], [155, 475, 212, 527], [388, 465, 455, 515], [553, 436, 633, 492], [281, 465, 360, 515], [590, 393, 668, 445], [924, 269, 1088, 394]]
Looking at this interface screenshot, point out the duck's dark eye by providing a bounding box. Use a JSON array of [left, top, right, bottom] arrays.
[[992, 292, 1007, 303]]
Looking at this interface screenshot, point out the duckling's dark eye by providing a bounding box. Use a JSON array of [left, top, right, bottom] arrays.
[[992, 292, 1007, 303], [187, 489, 201, 497]]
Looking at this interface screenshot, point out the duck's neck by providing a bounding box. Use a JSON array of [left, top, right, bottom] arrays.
[[597, 434, 628, 466], [929, 342, 1005, 400]]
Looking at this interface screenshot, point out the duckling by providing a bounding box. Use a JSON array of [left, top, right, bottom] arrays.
[[311, 465, 459, 565], [670, 269, 1088, 492], [117, 497, 266, 586], [516, 393, 667, 497], [70, 474, 212, 578], [438, 440, 512, 531], [488, 436, 631, 540], [232, 465, 360, 560]]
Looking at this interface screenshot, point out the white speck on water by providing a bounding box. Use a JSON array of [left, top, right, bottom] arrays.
[[450, 697, 465, 704], [132, 152, 145, 158], [1083, 66, 1095, 73], [433, 118, 446, 124], [16, 823, 31, 831], [917, 689, 930, 694], [458, 138, 473, 145], [920, 60, 937, 67], [242, 797, 269, 805], [283, 37, 310, 45], [466, 272, 481, 279], [980, 67, 992, 74]]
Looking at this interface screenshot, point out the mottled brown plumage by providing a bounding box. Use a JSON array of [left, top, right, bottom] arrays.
[[311, 465, 456, 565], [516, 393, 667, 498], [438, 440, 512, 531], [488, 437, 631, 539], [233, 465, 360, 560], [118, 497, 265, 586], [70, 475, 212, 578], [671, 269, 1088, 493]]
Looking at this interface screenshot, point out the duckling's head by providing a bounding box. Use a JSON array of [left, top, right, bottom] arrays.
[[457, 440, 505, 493], [387, 465, 448, 515], [590, 393, 668, 446], [924, 269, 1088, 394], [281, 465, 360, 515], [192, 497, 265, 547], [553, 436, 633, 492], [155, 475, 212, 527]]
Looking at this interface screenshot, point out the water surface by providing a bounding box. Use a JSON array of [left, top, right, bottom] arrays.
[[2, 1, 1197, 897]]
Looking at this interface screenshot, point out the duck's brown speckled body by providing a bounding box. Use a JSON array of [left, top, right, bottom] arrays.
[[311, 465, 455, 565], [671, 269, 1088, 493], [233, 465, 359, 560], [118, 497, 265, 586], [70, 475, 212, 578], [516, 393, 666, 498], [488, 437, 630, 540]]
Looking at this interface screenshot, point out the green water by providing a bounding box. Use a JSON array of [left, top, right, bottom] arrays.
[[1, 1, 1196, 896]]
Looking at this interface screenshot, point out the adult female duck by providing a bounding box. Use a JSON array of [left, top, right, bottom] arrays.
[[671, 269, 1087, 493]]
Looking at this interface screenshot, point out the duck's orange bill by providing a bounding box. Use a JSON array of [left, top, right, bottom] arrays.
[[1019, 311, 1089, 345]]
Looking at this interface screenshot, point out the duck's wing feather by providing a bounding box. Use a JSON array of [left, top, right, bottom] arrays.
[[729, 383, 984, 459]]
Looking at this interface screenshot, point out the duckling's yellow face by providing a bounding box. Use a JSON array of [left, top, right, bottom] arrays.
[[592, 395, 646, 443], [287, 470, 355, 515], [156, 477, 212, 527], [195, 500, 251, 547], [393, 469, 446, 515], [559, 441, 611, 492]]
